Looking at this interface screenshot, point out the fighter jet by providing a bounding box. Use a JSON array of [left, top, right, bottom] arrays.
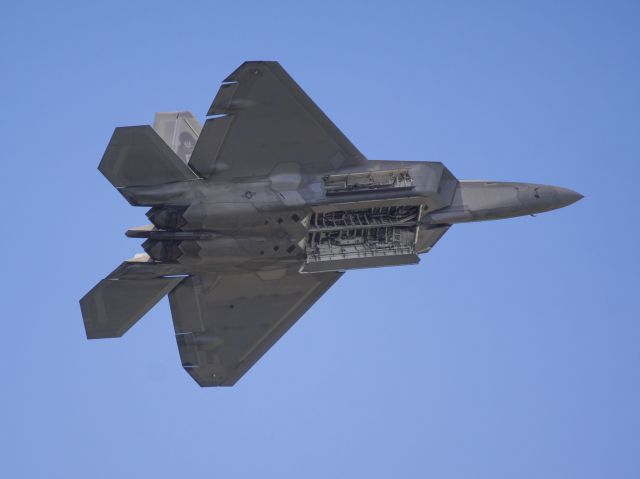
[[80, 61, 582, 387]]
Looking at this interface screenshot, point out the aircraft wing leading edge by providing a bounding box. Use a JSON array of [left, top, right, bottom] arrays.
[[169, 268, 342, 386], [189, 61, 368, 178]]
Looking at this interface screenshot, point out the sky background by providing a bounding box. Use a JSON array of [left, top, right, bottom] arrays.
[[2, 1, 639, 477]]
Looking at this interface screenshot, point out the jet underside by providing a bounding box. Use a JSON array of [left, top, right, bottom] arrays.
[[80, 61, 581, 387], [123, 160, 457, 274]]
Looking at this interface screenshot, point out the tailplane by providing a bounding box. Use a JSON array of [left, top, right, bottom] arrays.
[[80, 258, 185, 339], [99, 125, 199, 189]]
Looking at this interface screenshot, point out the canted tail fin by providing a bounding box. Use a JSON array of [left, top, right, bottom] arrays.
[[98, 125, 199, 189], [153, 111, 202, 164]]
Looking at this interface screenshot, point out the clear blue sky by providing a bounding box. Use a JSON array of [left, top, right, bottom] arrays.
[[2, 1, 639, 477]]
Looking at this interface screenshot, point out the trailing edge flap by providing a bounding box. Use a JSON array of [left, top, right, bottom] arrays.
[[99, 125, 199, 189], [80, 260, 185, 339], [168, 268, 342, 386]]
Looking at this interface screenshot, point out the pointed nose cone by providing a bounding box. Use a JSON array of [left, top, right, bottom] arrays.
[[531, 184, 583, 214], [424, 181, 583, 225], [554, 187, 584, 208]]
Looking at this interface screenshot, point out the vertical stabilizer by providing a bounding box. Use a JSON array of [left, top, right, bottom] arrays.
[[153, 111, 202, 164]]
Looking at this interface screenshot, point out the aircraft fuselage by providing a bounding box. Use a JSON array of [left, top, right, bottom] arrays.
[[122, 160, 581, 273]]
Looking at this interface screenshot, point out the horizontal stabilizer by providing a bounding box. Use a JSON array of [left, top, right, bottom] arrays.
[[99, 125, 199, 188], [80, 264, 184, 339]]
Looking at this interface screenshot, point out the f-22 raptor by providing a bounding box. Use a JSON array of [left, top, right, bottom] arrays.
[[80, 61, 582, 386]]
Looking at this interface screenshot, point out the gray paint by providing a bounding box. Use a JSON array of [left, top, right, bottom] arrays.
[[80, 61, 582, 387]]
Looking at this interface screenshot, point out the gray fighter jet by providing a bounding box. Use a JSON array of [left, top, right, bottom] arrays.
[[80, 61, 582, 387]]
